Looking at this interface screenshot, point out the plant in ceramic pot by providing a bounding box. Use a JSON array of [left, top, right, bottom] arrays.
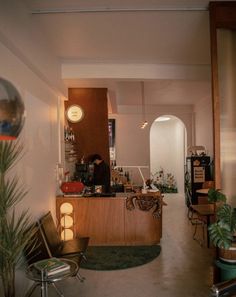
[[208, 189, 236, 262], [0, 141, 34, 297]]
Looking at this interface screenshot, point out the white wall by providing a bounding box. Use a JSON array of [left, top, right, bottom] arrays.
[[0, 2, 65, 293], [110, 104, 193, 187], [194, 96, 213, 158], [0, 0, 67, 216], [110, 100, 214, 194], [112, 113, 150, 184], [150, 117, 186, 194], [0, 0, 66, 97], [0, 41, 61, 218]]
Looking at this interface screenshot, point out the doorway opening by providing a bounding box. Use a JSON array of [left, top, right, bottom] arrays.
[[150, 115, 187, 195]]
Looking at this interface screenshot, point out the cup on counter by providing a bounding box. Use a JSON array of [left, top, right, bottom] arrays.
[[95, 185, 103, 194]]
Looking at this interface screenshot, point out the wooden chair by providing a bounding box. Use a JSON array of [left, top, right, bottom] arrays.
[[39, 211, 89, 281], [193, 181, 215, 246], [202, 180, 215, 189], [197, 180, 215, 204], [185, 184, 208, 246], [192, 214, 207, 246]]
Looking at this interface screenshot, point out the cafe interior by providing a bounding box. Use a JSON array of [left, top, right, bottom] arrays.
[[0, 1, 236, 297]]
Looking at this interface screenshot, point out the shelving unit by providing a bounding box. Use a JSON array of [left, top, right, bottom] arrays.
[[185, 156, 212, 206]]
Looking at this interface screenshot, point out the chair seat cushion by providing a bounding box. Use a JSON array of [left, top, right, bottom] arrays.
[[55, 237, 90, 257]]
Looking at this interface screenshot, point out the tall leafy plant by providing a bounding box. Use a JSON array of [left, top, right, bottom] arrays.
[[208, 204, 236, 249], [208, 189, 236, 250], [0, 140, 34, 297]]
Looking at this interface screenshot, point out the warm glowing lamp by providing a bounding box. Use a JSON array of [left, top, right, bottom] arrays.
[[0, 78, 25, 140], [61, 229, 74, 241], [60, 202, 73, 214], [60, 214, 73, 228], [60, 202, 74, 240]]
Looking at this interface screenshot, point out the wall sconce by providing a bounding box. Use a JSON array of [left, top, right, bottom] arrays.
[[0, 78, 25, 140], [140, 81, 148, 129], [60, 202, 74, 241], [141, 120, 148, 129]]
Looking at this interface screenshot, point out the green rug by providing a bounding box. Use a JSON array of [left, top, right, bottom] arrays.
[[80, 245, 161, 271]]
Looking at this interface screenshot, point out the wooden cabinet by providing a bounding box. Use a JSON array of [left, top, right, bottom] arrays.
[[56, 196, 163, 246]]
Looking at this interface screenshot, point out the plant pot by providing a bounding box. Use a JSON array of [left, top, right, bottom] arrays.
[[215, 260, 236, 281], [219, 243, 236, 263]]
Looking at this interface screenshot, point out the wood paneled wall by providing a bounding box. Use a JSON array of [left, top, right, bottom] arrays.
[[209, 1, 236, 188], [66, 88, 110, 164]]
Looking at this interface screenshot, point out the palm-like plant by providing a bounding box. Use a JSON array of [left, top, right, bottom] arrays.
[[208, 194, 236, 249], [0, 140, 34, 297]]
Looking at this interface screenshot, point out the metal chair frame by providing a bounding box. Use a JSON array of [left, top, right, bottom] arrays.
[[24, 223, 79, 297], [39, 211, 89, 281]]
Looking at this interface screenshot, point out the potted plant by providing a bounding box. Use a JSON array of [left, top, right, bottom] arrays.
[[0, 140, 34, 297], [208, 189, 236, 262], [208, 187, 226, 201]]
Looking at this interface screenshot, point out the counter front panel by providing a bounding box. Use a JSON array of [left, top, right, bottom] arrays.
[[56, 195, 163, 246]]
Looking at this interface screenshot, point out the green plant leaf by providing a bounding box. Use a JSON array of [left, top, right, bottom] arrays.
[[0, 141, 23, 174], [216, 204, 236, 233], [0, 177, 27, 217], [208, 221, 233, 249], [0, 140, 34, 297], [0, 210, 35, 271], [208, 188, 227, 203]]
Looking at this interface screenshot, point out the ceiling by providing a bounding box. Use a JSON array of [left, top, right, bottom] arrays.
[[22, 0, 229, 107]]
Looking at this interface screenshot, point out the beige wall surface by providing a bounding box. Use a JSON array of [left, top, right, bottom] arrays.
[[150, 117, 186, 194], [0, 0, 66, 97], [110, 105, 194, 184], [0, 41, 60, 221], [194, 96, 213, 158], [110, 101, 213, 193], [0, 42, 61, 295]]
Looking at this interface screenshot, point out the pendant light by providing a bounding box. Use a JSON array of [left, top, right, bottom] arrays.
[[0, 78, 25, 140], [140, 81, 148, 129]]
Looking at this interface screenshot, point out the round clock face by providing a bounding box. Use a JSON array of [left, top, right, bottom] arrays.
[[66, 105, 84, 123]]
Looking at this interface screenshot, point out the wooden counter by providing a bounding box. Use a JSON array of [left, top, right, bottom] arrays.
[[56, 194, 164, 246]]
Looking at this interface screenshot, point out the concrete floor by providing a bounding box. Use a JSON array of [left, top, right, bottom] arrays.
[[29, 194, 215, 297]]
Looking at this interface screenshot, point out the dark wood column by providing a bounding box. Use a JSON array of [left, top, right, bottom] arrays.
[[65, 88, 110, 164], [209, 1, 236, 189]]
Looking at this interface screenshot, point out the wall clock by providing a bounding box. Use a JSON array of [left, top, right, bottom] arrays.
[[66, 105, 84, 123]]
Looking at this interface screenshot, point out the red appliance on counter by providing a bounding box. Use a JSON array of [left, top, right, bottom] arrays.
[[60, 181, 85, 194]]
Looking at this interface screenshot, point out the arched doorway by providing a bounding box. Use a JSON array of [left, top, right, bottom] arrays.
[[150, 115, 187, 195]]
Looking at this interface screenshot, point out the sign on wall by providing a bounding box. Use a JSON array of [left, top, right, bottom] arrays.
[[193, 166, 205, 183]]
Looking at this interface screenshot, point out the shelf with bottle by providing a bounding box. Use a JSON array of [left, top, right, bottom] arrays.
[[111, 167, 134, 194], [64, 126, 76, 143], [64, 126, 78, 163]]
